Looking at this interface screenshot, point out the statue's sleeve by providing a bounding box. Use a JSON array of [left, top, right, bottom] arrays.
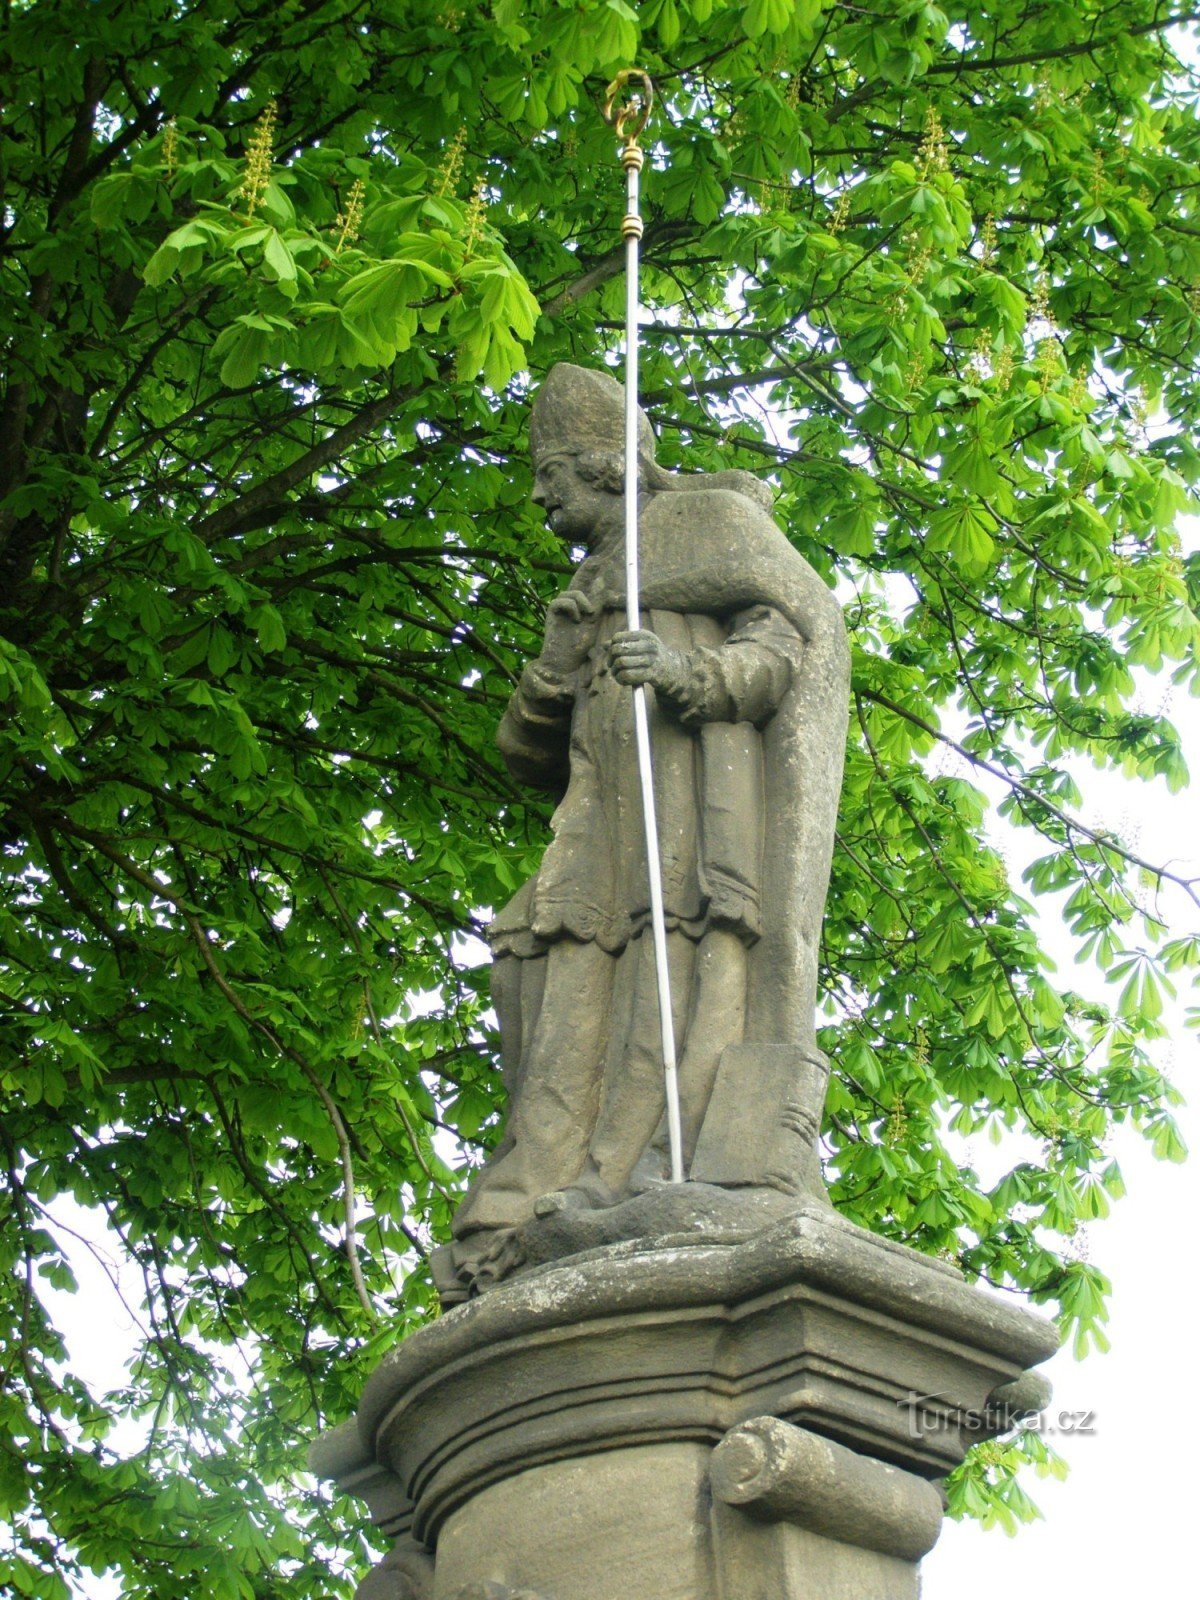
[[659, 605, 802, 729], [496, 661, 574, 793]]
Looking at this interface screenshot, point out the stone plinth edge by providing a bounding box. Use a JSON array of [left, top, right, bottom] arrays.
[[312, 1205, 1056, 1556], [358, 1203, 1056, 1452]]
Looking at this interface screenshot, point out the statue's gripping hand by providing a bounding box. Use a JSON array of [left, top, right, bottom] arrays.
[[538, 590, 600, 676], [612, 609, 800, 728], [609, 629, 689, 696]]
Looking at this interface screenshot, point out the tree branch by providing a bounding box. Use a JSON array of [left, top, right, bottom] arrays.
[[926, 12, 1200, 75], [860, 688, 1200, 910]]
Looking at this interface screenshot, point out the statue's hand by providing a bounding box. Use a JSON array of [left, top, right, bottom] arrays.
[[538, 589, 600, 674], [610, 629, 688, 695], [547, 590, 599, 626]]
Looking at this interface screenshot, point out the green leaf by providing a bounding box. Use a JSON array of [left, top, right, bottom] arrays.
[[262, 230, 298, 285], [926, 502, 998, 575], [213, 319, 275, 388], [743, 0, 793, 37]]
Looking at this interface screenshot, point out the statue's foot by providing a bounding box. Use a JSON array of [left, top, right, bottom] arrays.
[[628, 1146, 673, 1195], [431, 1228, 527, 1308], [469, 1230, 527, 1291], [429, 1243, 471, 1307], [533, 1174, 620, 1218]]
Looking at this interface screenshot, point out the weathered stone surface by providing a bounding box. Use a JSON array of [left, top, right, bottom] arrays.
[[434, 363, 850, 1304], [372, 1425, 949, 1600], [434, 1444, 714, 1600], [445, 1585, 545, 1600], [313, 1201, 1056, 1566], [689, 1045, 830, 1193], [709, 1418, 944, 1600], [354, 1540, 434, 1600], [709, 1418, 943, 1562], [710, 1508, 923, 1600]]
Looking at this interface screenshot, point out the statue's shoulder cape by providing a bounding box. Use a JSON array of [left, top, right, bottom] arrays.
[[638, 486, 850, 1051], [638, 488, 843, 646]]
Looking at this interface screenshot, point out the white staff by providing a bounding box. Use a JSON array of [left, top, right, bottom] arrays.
[[604, 71, 684, 1186]]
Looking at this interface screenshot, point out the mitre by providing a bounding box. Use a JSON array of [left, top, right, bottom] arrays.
[[529, 363, 657, 463]]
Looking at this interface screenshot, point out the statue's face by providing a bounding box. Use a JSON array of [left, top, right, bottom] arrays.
[[531, 453, 613, 544]]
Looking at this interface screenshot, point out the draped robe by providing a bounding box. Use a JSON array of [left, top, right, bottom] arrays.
[[449, 485, 849, 1264]]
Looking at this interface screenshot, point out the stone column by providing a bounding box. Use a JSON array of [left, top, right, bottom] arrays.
[[311, 1201, 1057, 1600]]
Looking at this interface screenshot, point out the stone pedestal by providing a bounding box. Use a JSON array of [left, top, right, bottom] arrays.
[[312, 1203, 1057, 1599]]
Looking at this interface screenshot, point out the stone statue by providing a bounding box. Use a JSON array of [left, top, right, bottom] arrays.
[[432, 364, 850, 1304], [315, 364, 1059, 1600]]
